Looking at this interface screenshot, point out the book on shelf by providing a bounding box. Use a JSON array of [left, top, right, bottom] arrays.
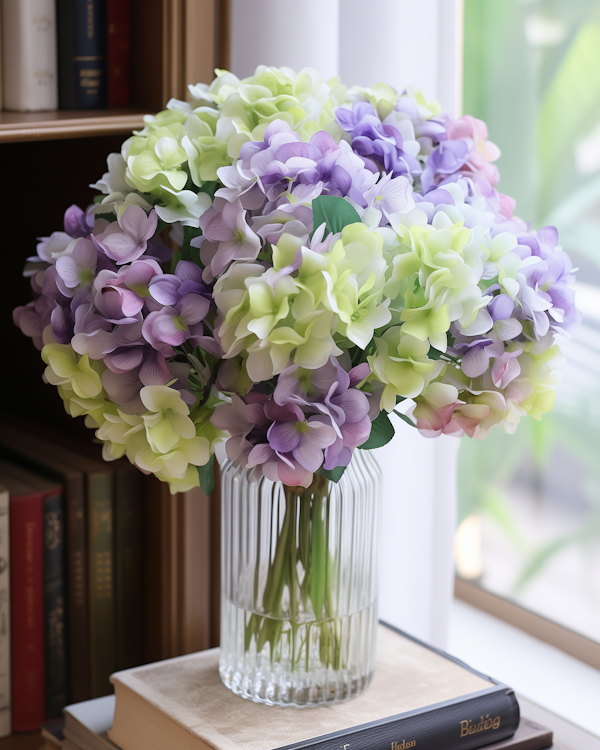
[[1, 421, 116, 701], [0, 482, 9, 738], [109, 623, 522, 750], [23, 423, 145, 676], [144, 477, 214, 664], [0, 415, 144, 704], [63, 694, 117, 750], [0, 2, 3, 108], [1, 0, 58, 111], [0, 459, 68, 720], [57, 0, 107, 109], [60, 695, 553, 750], [0, 422, 92, 704], [106, 0, 131, 108], [0, 466, 46, 731], [41, 717, 65, 749]]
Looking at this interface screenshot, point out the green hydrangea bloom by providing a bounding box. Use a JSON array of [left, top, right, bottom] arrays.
[[95, 385, 214, 494], [215, 224, 395, 383], [42, 343, 105, 400], [368, 327, 444, 411], [125, 124, 188, 195], [382, 219, 491, 352]]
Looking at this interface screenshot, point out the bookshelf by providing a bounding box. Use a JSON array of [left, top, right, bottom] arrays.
[[0, 1, 227, 746], [0, 734, 41, 750], [0, 109, 147, 143]]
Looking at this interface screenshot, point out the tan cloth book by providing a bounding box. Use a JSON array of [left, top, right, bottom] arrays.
[[109, 624, 520, 750]]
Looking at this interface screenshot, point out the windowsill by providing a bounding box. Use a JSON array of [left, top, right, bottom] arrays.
[[448, 599, 600, 750]]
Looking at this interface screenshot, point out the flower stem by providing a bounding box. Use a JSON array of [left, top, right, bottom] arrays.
[[244, 476, 339, 670]]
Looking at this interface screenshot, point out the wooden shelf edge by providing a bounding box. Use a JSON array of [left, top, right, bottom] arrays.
[[0, 113, 146, 143]]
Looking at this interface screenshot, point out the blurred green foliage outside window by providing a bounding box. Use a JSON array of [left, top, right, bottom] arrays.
[[457, 0, 600, 644]]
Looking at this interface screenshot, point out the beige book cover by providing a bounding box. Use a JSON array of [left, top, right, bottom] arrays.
[[109, 624, 516, 750], [1, 0, 58, 111]]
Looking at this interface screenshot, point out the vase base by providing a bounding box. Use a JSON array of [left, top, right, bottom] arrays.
[[219, 663, 375, 707], [219, 597, 378, 707]]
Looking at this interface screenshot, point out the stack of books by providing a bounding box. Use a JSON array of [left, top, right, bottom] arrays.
[[0, 0, 131, 112], [0, 414, 218, 736], [40, 624, 555, 750]]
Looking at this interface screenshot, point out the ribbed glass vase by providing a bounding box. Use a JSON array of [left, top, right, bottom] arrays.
[[219, 450, 382, 707]]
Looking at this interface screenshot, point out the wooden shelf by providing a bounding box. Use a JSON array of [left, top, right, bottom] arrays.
[[0, 732, 41, 750], [0, 109, 148, 143]]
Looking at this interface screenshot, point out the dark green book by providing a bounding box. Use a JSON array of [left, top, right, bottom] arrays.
[[86, 468, 115, 698]]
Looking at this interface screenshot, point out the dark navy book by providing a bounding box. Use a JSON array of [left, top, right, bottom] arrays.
[[274, 622, 521, 750], [57, 0, 107, 109]]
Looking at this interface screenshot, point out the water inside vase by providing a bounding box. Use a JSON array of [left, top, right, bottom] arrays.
[[219, 596, 378, 706]]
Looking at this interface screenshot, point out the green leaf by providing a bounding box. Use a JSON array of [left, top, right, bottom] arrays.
[[359, 411, 395, 450], [197, 454, 215, 495], [319, 465, 347, 483], [393, 410, 417, 429], [181, 225, 203, 265], [199, 180, 220, 200], [310, 195, 361, 239], [428, 332, 456, 360]]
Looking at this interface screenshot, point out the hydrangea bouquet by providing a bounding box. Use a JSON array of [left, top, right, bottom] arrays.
[[14, 66, 579, 497], [14, 66, 580, 705]]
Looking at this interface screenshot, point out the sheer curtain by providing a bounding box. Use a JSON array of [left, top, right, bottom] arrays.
[[228, 0, 463, 648]]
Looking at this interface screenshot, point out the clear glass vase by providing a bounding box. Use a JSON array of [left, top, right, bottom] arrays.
[[219, 450, 382, 707]]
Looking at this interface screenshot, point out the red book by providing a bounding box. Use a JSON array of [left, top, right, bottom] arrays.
[[0, 472, 45, 731], [107, 0, 131, 108]]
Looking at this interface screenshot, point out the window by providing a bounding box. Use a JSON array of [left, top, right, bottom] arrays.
[[456, 0, 600, 647]]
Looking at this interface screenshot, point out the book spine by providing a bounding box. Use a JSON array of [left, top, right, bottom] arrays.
[[143, 475, 178, 663], [106, 0, 130, 108], [73, 0, 107, 108], [56, 0, 75, 108], [177, 488, 211, 655], [10, 493, 45, 731], [0, 489, 10, 738], [281, 689, 520, 750], [43, 490, 68, 718], [1, 0, 58, 111], [87, 473, 115, 698], [65, 476, 90, 703], [114, 468, 143, 671], [0, 1, 3, 109]]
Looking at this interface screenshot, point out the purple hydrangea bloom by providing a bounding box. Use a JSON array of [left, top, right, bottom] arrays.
[[421, 138, 473, 193], [266, 402, 337, 473], [92, 206, 158, 265], [63, 204, 95, 238], [273, 358, 372, 471], [193, 198, 261, 283], [218, 119, 378, 212], [142, 294, 212, 356], [336, 101, 422, 178]]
